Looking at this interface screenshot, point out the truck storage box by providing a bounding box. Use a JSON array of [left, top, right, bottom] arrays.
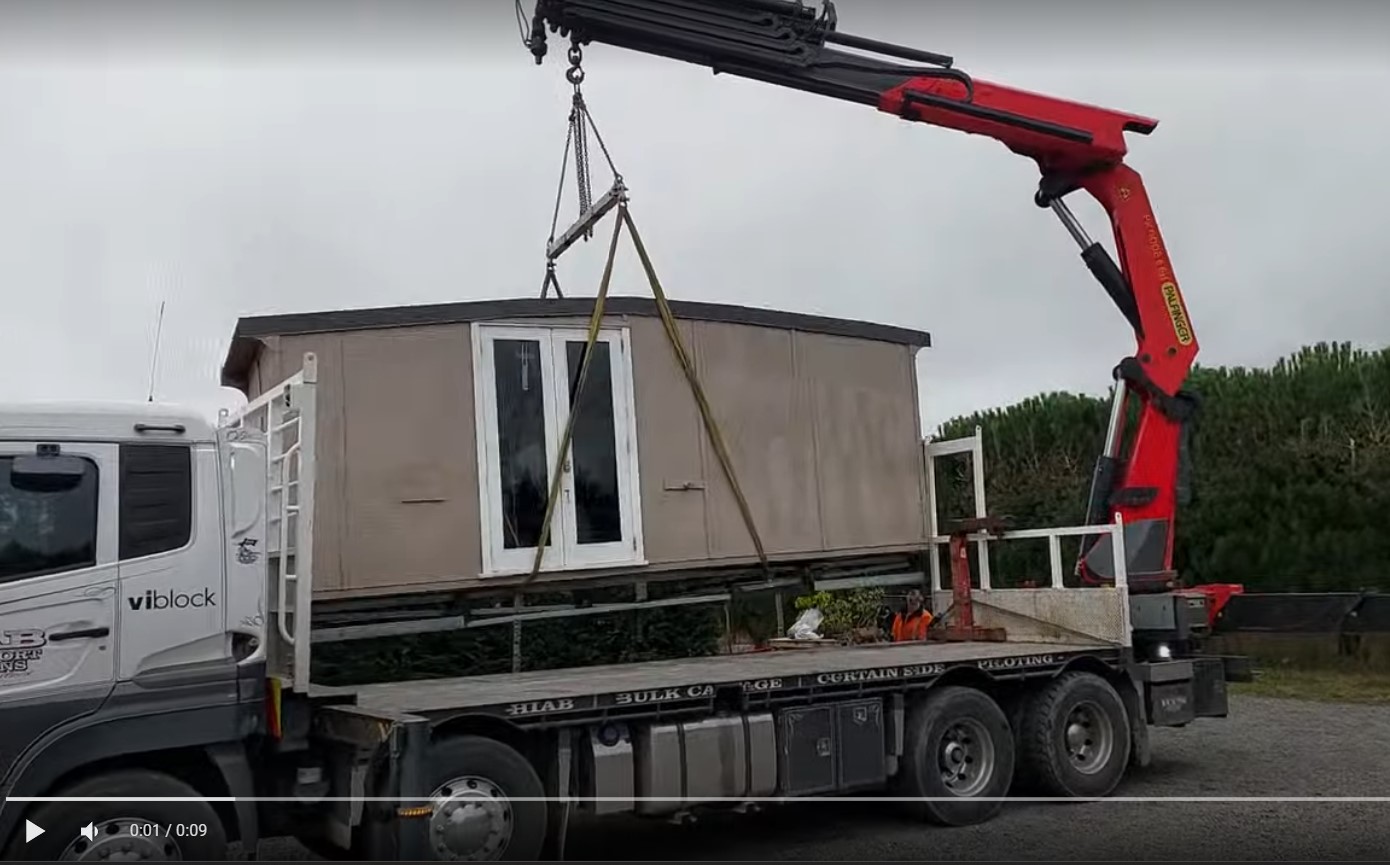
[[220, 296, 932, 601], [835, 698, 887, 790], [777, 705, 837, 796]]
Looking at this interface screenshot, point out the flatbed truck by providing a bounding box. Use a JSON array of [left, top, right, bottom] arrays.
[[0, 355, 1242, 862], [0, 0, 1252, 857]]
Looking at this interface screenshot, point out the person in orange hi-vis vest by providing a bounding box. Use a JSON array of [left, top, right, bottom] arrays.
[[891, 589, 933, 642]]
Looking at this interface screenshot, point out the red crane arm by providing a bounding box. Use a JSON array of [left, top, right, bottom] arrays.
[[526, 0, 1202, 589], [876, 75, 1157, 171], [881, 74, 1202, 588]]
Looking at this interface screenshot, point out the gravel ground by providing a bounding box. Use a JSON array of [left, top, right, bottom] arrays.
[[249, 695, 1390, 861]]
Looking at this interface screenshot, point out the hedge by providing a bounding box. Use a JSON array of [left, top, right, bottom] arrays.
[[933, 342, 1390, 593]]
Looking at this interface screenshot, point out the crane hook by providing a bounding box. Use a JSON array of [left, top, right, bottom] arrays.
[[566, 44, 585, 86]]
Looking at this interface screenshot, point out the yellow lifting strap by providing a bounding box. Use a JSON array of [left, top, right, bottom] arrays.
[[521, 201, 772, 587]]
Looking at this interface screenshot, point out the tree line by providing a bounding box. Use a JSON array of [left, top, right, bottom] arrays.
[[934, 341, 1390, 592]]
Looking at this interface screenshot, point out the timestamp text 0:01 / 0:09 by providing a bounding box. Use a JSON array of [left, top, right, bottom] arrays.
[[127, 823, 209, 838]]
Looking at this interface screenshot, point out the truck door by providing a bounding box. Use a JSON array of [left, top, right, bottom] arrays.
[[114, 442, 225, 680], [0, 442, 119, 789]]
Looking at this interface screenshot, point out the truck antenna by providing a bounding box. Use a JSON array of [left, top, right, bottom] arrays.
[[147, 300, 166, 403]]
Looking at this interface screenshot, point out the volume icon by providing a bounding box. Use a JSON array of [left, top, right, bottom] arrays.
[[80, 823, 97, 842]]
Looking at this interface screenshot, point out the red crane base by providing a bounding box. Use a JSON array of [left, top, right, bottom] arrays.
[[929, 517, 1008, 643]]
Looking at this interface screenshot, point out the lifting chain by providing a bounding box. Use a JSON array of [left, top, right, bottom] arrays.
[[539, 40, 622, 300], [522, 38, 773, 598], [567, 46, 594, 232]]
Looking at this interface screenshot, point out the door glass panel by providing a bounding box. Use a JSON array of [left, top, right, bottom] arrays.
[[493, 339, 552, 550], [565, 341, 622, 545], [0, 455, 100, 585]]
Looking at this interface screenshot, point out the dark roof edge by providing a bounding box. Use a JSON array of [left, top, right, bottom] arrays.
[[220, 296, 931, 392], [221, 336, 261, 392]]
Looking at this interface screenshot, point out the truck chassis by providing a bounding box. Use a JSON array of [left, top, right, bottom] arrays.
[[279, 635, 1232, 860]]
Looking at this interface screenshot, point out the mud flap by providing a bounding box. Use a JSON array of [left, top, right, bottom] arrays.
[[206, 742, 260, 850], [1118, 678, 1151, 769], [391, 717, 432, 861], [1191, 657, 1230, 718], [542, 730, 576, 861], [1135, 660, 1198, 727]]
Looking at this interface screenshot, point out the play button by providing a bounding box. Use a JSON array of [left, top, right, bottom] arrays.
[[25, 820, 44, 842]]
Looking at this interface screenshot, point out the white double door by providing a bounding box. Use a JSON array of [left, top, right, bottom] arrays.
[[473, 324, 644, 576]]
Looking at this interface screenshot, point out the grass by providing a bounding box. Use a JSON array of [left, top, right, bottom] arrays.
[[1233, 666, 1390, 705]]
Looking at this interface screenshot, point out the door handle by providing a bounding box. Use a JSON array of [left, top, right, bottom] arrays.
[[47, 626, 111, 642]]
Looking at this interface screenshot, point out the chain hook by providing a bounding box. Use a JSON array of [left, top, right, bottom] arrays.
[[540, 258, 564, 299], [566, 43, 585, 87]]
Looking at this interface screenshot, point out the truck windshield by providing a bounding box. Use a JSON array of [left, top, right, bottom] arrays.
[[0, 455, 100, 584]]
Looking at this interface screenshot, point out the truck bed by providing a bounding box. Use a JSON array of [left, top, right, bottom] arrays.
[[317, 639, 1118, 720]]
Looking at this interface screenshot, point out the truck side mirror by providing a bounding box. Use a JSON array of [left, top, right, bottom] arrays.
[[10, 453, 89, 493]]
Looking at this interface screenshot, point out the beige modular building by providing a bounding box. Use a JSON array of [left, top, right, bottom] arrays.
[[220, 297, 933, 601]]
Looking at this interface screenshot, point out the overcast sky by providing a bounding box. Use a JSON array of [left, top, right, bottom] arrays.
[[0, 1, 1386, 434]]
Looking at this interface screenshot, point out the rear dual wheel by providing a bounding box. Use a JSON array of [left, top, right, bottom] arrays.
[[1016, 671, 1131, 799], [895, 674, 1131, 828]]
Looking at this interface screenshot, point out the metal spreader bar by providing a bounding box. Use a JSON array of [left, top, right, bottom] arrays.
[[547, 178, 627, 261], [539, 41, 623, 299]]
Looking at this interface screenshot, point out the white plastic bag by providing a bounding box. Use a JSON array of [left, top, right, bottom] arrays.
[[788, 607, 824, 640]]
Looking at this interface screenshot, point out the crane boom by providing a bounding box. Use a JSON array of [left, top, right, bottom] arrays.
[[525, 0, 1201, 591]]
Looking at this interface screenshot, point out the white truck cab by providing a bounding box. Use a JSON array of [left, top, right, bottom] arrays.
[[0, 400, 269, 860]]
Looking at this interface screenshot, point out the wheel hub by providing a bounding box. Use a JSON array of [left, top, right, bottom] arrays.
[[938, 719, 995, 797], [1064, 701, 1115, 775], [60, 819, 182, 862], [428, 776, 514, 861]]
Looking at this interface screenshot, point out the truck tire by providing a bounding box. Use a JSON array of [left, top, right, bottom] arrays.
[[898, 686, 1015, 827], [1017, 671, 1131, 799], [1002, 688, 1041, 794], [8, 769, 228, 861], [423, 735, 547, 861]]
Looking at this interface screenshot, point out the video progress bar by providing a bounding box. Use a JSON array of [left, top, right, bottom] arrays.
[[9, 796, 1390, 803]]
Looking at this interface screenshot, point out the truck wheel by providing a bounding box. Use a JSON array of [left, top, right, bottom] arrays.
[[424, 735, 547, 861], [9, 769, 228, 861], [1018, 671, 1132, 798], [898, 686, 1015, 827]]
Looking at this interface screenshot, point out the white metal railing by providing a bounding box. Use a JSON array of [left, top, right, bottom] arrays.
[[219, 352, 319, 692], [924, 427, 990, 589], [922, 428, 1133, 646], [925, 517, 1132, 594]]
